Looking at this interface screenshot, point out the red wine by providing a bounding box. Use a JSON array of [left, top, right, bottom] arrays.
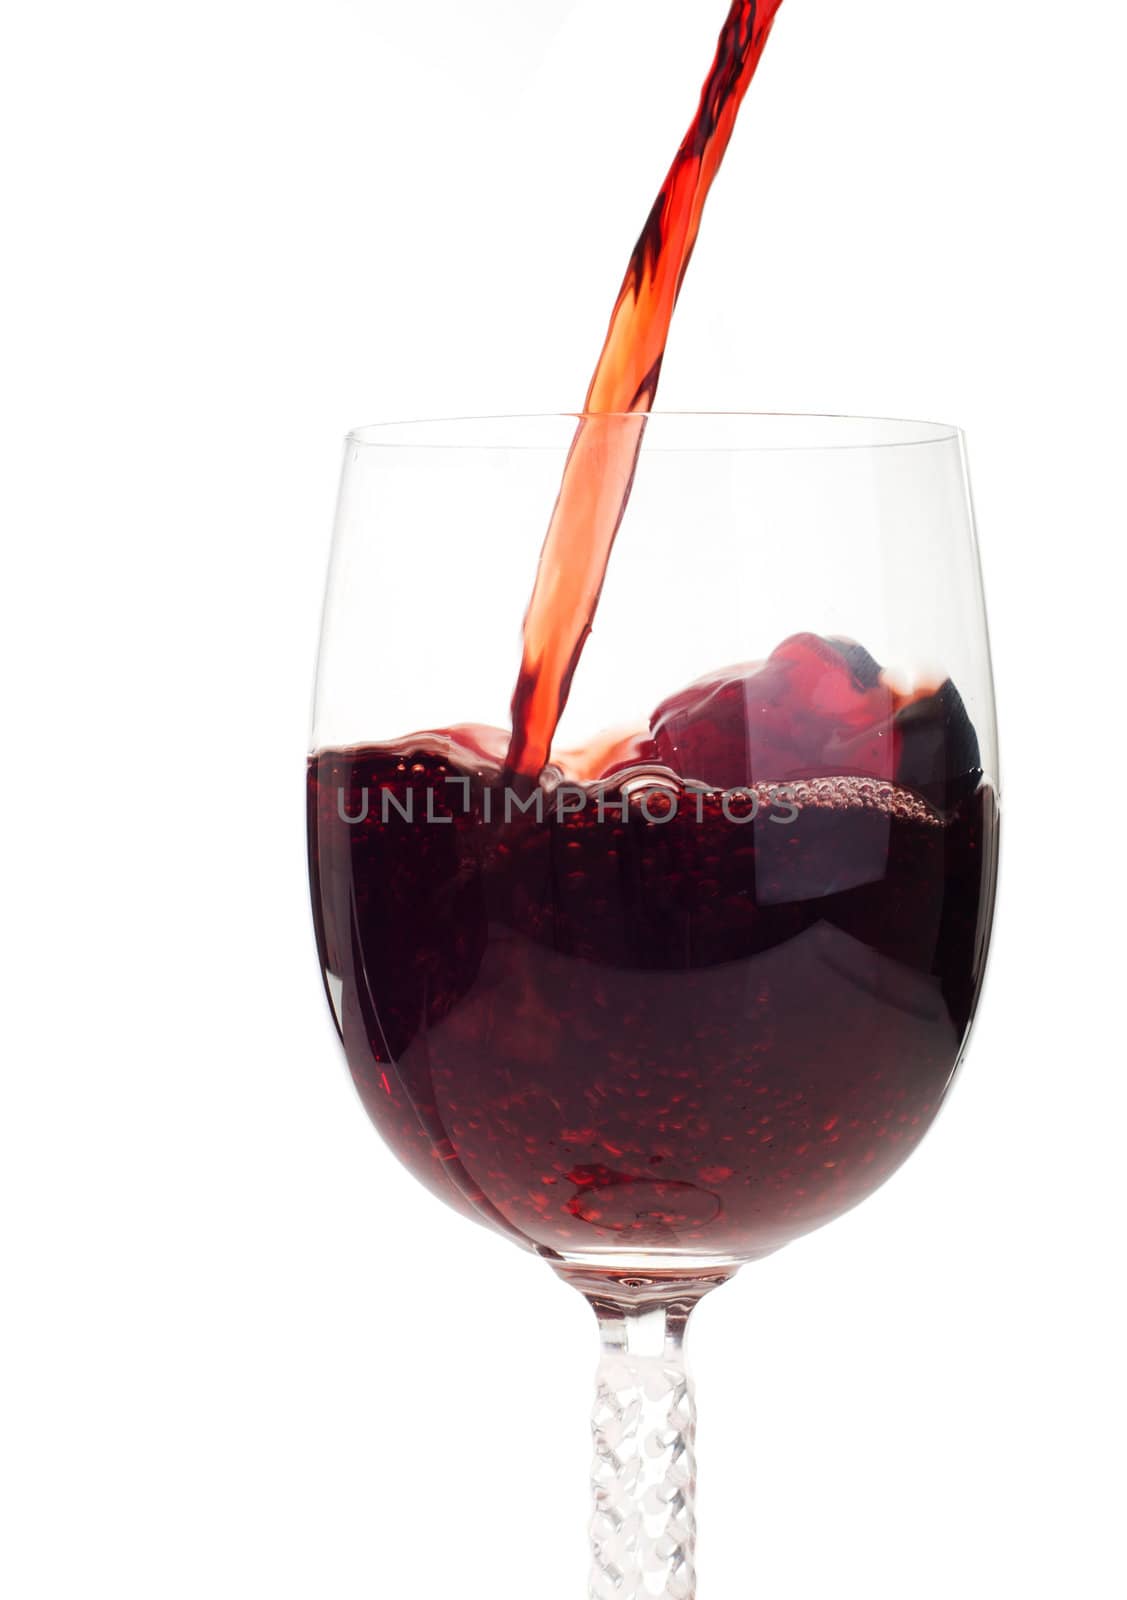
[[309, 6, 997, 1260], [507, 0, 786, 780], [309, 636, 998, 1259]]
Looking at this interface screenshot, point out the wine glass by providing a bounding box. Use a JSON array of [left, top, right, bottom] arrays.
[[307, 412, 999, 1600]]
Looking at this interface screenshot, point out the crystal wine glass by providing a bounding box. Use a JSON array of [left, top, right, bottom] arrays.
[[307, 411, 999, 1600]]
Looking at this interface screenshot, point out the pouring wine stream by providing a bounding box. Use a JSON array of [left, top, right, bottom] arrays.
[[505, 0, 786, 785]]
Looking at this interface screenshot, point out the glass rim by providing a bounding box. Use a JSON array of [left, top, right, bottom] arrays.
[[345, 411, 962, 454]]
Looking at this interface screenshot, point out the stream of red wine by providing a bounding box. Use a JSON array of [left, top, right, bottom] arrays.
[[506, 0, 787, 781]]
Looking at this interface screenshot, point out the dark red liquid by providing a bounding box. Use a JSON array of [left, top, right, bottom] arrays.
[[309, 637, 998, 1260]]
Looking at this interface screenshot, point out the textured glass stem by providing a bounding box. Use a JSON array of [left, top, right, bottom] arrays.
[[589, 1300, 698, 1599], [557, 1269, 732, 1600]]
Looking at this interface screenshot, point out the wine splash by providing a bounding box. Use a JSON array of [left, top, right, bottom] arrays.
[[506, 0, 787, 781]]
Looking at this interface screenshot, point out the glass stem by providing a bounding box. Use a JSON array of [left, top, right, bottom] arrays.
[[557, 1267, 733, 1600]]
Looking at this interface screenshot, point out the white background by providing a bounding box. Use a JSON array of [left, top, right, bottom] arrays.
[[2, 2, 1125, 1595]]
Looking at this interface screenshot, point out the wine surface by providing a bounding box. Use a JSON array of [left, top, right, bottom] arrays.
[[309, 637, 998, 1260]]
